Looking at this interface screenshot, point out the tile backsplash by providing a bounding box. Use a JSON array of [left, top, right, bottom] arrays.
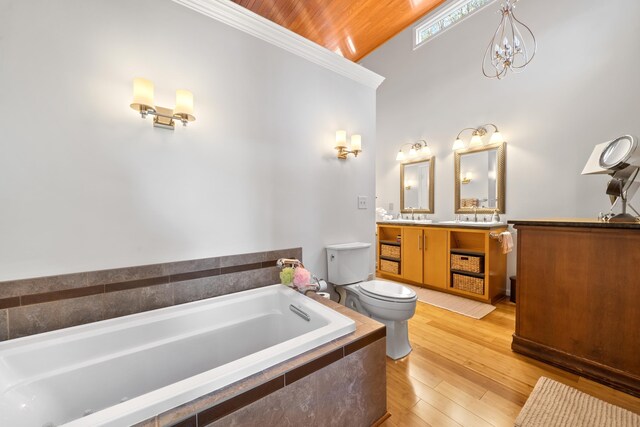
[[0, 248, 301, 340]]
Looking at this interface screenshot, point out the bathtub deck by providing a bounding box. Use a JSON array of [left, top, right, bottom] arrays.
[[141, 294, 387, 426], [381, 299, 640, 427]]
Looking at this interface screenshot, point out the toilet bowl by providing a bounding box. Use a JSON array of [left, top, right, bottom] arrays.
[[326, 243, 417, 360]]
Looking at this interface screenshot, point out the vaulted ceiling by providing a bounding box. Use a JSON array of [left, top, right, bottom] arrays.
[[231, 0, 448, 62]]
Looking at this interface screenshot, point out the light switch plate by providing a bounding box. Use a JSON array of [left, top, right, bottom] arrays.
[[388, 202, 394, 211], [358, 196, 367, 209]]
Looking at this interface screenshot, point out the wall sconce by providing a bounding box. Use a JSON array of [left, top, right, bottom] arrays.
[[130, 78, 196, 130], [461, 173, 473, 184], [452, 124, 503, 150], [335, 130, 362, 159], [404, 180, 415, 190], [395, 140, 432, 162]]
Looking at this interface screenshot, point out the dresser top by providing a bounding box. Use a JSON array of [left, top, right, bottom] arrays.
[[508, 218, 640, 229]]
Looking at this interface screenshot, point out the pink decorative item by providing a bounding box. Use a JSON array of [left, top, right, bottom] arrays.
[[293, 267, 311, 288]]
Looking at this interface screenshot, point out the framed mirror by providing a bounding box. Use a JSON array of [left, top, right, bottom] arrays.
[[400, 157, 435, 213], [454, 142, 506, 214]]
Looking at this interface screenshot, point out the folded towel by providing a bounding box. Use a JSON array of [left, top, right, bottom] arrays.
[[500, 231, 514, 254]]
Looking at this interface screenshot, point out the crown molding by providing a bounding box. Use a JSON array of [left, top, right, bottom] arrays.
[[173, 0, 385, 89]]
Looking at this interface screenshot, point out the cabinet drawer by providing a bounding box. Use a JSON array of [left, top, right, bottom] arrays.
[[451, 253, 484, 273], [452, 273, 484, 295], [380, 259, 400, 274], [380, 244, 400, 258]]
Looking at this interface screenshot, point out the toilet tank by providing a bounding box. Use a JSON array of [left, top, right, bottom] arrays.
[[326, 242, 372, 285]]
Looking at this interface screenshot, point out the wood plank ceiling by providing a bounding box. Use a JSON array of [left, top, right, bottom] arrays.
[[231, 0, 448, 62]]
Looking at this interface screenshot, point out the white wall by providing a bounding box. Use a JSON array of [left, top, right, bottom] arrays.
[[361, 0, 640, 280], [0, 0, 376, 281]]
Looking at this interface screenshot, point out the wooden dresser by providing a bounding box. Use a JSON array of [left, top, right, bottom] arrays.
[[509, 219, 640, 397]]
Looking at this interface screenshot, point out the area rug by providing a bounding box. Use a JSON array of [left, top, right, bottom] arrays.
[[516, 377, 640, 427], [405, 284, 496, 319]]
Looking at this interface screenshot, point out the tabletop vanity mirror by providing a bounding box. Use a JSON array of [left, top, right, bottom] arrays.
[[454, 142, 505, 214], [400, 157, 435, 214]]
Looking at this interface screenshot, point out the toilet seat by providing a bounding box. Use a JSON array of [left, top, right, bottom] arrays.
[[358, 280, 416, 303]]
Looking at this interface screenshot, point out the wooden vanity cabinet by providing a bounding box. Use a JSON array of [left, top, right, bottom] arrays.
[[377, 224, 506, 303]]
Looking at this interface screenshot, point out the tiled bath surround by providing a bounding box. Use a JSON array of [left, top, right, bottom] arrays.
[[136, 296, 387, 427], [0, 248, 301, 340]]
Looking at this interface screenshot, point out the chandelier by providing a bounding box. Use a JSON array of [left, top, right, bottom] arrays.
[[482, 0, 537, 79]]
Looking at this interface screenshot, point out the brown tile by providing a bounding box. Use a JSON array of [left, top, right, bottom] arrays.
[[284, 347, 344, 385], [0, 309, 7, 341], [220, 262, 263, 275], [162, 257, 220, 276], [169, 415, 196, 427], [207, 372, 317, 427], [197, 376, 285, 426], [8, 294, 104, 339], [345, 328, 386, 356], [0, 297, 20, 309], [87, 264, 164, 286], [315, 338, 387, 426], [261, 340, 340, 381], [266, 248, 303, 264], [172, 275, 228, 305], [21, 285, 104, 306], [223, 268, 279, 294], [132, 417, 158, 427], [218, 251, 266, 268], [104, 276, 169, 293], [261, 259, 279, 268], [104, 284, 174, 320], [156, 372, 268, 426], [104, 288, 141, 319], [140, 283, 173, 312], [169, 269, 220, 283], [0, 272, 88, 298]]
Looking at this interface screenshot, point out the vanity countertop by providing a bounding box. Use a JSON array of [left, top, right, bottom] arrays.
[[376, 221, 507, 230], [508, 218, 640, 229]]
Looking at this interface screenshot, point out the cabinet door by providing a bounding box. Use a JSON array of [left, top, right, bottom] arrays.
[[423, 228, 448, 288], [402, 227, 424, 284]]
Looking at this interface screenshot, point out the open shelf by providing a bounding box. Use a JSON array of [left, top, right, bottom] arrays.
[[379, 240, 401, 247], [380, 255, 401, 262], [450, 248, 484, 257], [450, 269, 485, 278]]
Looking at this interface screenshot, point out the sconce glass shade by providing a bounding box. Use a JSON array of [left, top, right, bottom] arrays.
[[490, 131, 504, 144], [335, 130, 348, 149], [350, 134, 362, 152], [452, 138, 466, 151], [174, 89, 195, 122], [409, 147, 417, 157], [421, 145, 432, 157], [396, 150, 406, 162], [469, 134, 483, 147], [131, 78, 155, 112]]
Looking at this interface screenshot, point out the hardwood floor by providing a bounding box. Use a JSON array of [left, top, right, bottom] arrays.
[[382, 299, 640, 426]]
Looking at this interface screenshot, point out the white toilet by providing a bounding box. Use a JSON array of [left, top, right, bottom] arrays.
[[326, 242, 417, 360]]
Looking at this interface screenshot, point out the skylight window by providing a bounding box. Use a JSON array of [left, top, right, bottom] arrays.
[[414, 0, 496, 48]]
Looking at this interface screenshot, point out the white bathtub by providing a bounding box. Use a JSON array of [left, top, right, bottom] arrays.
[[0, 284, 355, 426]]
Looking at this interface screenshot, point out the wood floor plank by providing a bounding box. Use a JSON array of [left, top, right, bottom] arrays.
[[384, 299, 640, 427], [410, 399, 462, 427]]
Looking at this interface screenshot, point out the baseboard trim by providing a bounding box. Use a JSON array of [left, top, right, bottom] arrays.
[[512, 335, 640, 397], [371, 411, 391, 427]]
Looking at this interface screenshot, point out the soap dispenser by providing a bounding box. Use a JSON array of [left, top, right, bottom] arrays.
[[491, 210, 501, 222]]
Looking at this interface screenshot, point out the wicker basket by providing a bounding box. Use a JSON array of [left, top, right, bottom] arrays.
[[380, 244, 400, 258], [380, 259, 400, 275], [452, 273, 484, 295], [451, 253, 484, 273]]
